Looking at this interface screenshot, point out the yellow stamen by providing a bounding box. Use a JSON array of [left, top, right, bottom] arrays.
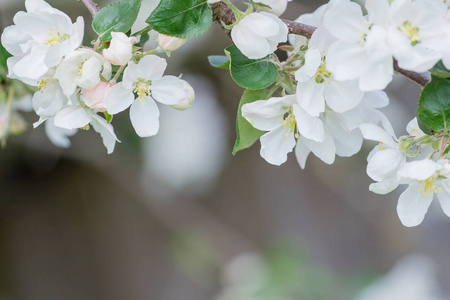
[[399, 20, 421, 46], [133, 78, 152, 102], [315, 57, 332, 84], [280, 111, 299, 138], [41, 28, 69, 46], [417, 174, 441, 195]]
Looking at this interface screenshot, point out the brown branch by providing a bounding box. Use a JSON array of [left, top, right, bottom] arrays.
[[77, 0, 100, 17], [210, 1, 430, 87]]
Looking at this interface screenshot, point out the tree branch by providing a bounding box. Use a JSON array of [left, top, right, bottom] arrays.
[[77, 0, 100, 17], [210, 1, 429, 87]]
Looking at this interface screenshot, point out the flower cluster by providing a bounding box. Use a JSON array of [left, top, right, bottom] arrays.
[[1, 0, 194, 153], [232, 0, 450, 226]]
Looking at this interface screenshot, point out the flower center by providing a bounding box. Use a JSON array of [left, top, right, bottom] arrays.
[[133, 78, 152, 101], [281, 109, 299, 138], [315, 57, 331, 84], [42, 28, 69, 46], [37, 79, 50, 93], [399, 21, 421, 46], [417, 174, 441, 196]]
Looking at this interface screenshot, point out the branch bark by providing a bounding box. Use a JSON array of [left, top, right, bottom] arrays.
[[211, 1, 429, 87], [78, 0, 100, 17]]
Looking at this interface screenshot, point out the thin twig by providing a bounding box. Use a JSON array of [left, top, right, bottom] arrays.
[[210, 1, 430, 87], [78, 0, 100, 17]]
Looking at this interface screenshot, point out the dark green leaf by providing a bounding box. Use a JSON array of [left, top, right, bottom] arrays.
[[146, 0, 212, 38], [430, 61, 450, 79], [225, 45, 278, 90], [417, 76, 450, 132], [207, 55, 229, 69], [132, 25, 152, 37], [93, 0, 142, 42], [233, 89, 272, 155]]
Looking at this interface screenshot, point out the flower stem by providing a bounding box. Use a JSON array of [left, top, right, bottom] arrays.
[[77, 0, 100, 17]]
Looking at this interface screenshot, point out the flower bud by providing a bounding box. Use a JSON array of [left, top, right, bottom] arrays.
[[171, 80, 195, 111], [103, 32, 137, 66], [83, 82, 110, 112], [157, 34, 187, 52], [255, 0, 288, 17]]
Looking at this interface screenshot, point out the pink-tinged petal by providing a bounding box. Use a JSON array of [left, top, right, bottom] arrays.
[[104, 82, 134, 114], [397, 183, 433, 227], [399, 160, 440, 181], [293, 104, 325, 142], [130, 98, 160, 137], [302, 128, 336, 165], [294, 139, 311, 169], [260, 125, 296, 165], [54, 106, 92, 129], [89, 112, 120, 154], [369, 177, 399, 195], [151, 76, 188, 105]]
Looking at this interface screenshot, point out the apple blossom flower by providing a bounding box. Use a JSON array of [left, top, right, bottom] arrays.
[[0, 0, 84, 81], [396, 159, 450, 227], [103, 32, 137, 66], [387, 0, 446, 72], [323, 0, 394, 91], [54, 48, 111, 98], [32, 81, 68, 127], [241, 95, 326, 165], [104, 55, 191, 137], [231, 12, 288, 59], [295, 27, 363, 116]]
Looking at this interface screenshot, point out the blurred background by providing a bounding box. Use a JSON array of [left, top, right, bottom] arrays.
[[0, 0, 449, 299]]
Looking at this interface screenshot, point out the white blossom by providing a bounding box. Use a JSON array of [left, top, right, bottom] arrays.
[[231, 12, 288, 59], [104, 55, 190, 137], [0, 0, 84, 81], [103, 32, 137, 66]]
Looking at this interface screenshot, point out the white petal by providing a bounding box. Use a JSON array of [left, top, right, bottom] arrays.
[[302, 128, 336, 165], [295, 48, 321, 82], [369, 177, 399, 195], [89, 112, 120, 154], [359, 123, 397, 148], [437, 181, 450, 218], [323, 79, 363, 113], [295, 78, 325, 117], [54, 106, 92, 129], [137, 55, 167, 80], [260, 125, 296, 165], [45, 118, 77, 148], [293, 104, 326, 142], [326, 39, 367, 81], [104, 82, 134, 114], [367, 149, 404, 181], [397, 183, 433, 227], [399, 160, 440, 181], [151, 76, 189, 105], [294, 139, 311, 169], [130, 98, 160, 137]]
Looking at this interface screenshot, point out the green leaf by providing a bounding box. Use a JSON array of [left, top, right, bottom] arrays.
[[92, 0, 142, 42], [225, 45, 278, 90], [233, 89, 272, 155], [207, 55, 229, 69], [430, 61, 450, 79], [417, 76, 450, 132], [104, 111, 113, 123], [146, 0, 212, 38]]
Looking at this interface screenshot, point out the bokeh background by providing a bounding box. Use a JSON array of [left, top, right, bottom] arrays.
[[0, 0, 449, 299]]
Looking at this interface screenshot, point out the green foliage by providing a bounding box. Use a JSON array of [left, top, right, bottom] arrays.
[[0, 44, 11, 83], [207, 55, 230, 69], [417, 76, 450, 132], [430, 61, 450, 79], [146, 0, 212, 38], [93, 0, 142, 42], [233, 89, 272, 155], [225, 45, 278, 90]]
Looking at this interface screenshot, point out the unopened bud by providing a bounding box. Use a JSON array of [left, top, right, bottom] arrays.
[[171, 80, 195, 111], [83, 82, 110, 112], [157, 34, 187, 52], [255, 0, 288, 17], [103, 32, 137, 66]]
